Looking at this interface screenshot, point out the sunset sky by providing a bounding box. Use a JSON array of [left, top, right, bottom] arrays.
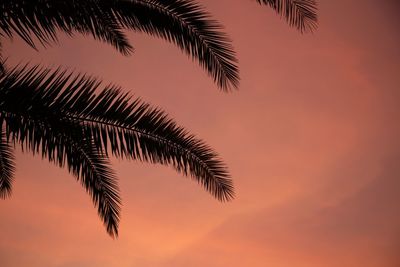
[[1, 0, 400, 266]]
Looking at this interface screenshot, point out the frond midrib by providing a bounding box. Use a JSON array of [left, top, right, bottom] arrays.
[[66, 113, 226, 184], [0, 109, 226, 189], [288, 1, 318, 22], [257, 0, 317, 31]]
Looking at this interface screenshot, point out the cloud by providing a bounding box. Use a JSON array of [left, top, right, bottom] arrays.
[[163, 152, 400, 267]]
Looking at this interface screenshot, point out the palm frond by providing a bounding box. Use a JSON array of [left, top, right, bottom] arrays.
[[0, 0, 239, 90], [0, 68, 121, 237], [0, 65, 234, 201], [256, 0, 318, 33], [0, 0, 133, 55], [104, 0, 239, 90], [0, 125, 15, 199], [2, 113, 121, 237]]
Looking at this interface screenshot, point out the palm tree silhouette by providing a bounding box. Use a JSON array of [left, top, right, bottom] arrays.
[[0, 0, 317, 237]]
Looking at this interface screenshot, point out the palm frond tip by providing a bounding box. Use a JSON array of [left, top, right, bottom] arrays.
[[105, 0, 240, 90], [256, 0, 318, 32]]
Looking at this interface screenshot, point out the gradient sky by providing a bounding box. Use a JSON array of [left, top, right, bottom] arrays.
[[1, 0, 400, 266]]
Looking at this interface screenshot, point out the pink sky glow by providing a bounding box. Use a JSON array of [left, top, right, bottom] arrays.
[[1, 0, 399, 266]]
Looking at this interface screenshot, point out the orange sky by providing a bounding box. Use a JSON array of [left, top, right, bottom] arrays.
[[1, 0, 400, 266]]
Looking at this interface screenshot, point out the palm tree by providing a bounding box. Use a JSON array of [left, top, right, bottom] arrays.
[[0, 0, 318, 237]]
